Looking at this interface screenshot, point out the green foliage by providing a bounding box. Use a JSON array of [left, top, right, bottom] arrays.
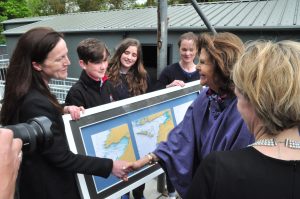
[[29, 0, 67, 15], [145, 0, 156, 6], [168, 0, 190, 4], [76, 0, 107, 12], [0, 16, 7, 45], [110, 0, 136, 9], [1, 0, 31, 18], [26, 0, 44, 16], [0, 0, 31, 44]]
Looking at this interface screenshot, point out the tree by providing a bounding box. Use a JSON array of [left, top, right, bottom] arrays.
[[108, 0, 136, 9], [1, 0, 30, 18], [168, 0, 190, 4], [0, 0, 31, 44], [145, 0, 156, 6], [75, 0, 108, 11], [38, 0, 67, 15], [27, 0, 45, 16], [49, 0, 66, 14]]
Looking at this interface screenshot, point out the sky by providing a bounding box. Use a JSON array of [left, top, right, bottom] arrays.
[[136, 0, 147, 4]]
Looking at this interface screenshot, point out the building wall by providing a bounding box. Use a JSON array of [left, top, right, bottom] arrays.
[[5, 29, 300, 80], [5, 30, 181, 80], [63, 31, 162, 79], [0, 45, 7, 55]]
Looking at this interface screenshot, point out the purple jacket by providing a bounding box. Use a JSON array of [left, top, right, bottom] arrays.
[[154, 87, 254, 198]]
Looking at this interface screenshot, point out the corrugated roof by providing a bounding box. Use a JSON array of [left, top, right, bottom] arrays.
[[2, 15, 54, 24], [3, 0, 300, 35]]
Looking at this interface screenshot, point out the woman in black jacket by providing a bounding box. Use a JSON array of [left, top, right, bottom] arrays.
[[0, 27, 132, 199]]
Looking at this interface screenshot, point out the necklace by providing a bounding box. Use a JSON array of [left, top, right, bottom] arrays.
[[249, 138, 300, 149]]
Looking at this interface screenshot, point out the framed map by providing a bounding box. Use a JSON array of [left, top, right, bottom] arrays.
[[63, 80, 201, 199]]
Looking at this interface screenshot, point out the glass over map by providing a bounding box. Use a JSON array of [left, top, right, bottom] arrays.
[[79, 90, 198, 195], [132, 109, 175, 157]]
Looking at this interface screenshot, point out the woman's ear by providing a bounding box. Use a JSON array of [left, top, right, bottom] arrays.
[[32, 61, 42, 71]]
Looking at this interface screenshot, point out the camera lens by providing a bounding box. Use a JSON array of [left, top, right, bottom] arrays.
[[4, 116, 53, 152]]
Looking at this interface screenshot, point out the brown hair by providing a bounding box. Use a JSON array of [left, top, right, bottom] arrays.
[[108, 38, 148, 96], [178, 32, 199, 50], [198, 32, 244, 94], [77, 38, 110, 64], [1, 27, 63, 125]]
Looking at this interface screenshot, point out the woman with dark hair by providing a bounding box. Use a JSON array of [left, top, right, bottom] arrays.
[[132, 32, 254, 198], [107, 38, 152, 199], [0, 27, 132, 199]]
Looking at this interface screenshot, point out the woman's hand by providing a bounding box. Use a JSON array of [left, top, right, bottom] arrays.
[[132, 153, 159, 170], [64, 105, 85, 120], [112, 160, 133, 181], [132, 157, 149, 170], [166, 80, 185, 88]]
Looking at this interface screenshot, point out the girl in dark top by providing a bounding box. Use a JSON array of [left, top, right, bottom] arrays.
[[0, 27, 132, 199], [156, 32, 199, 90], [107, 38, 151, 199], [108, 38, 152, 100]]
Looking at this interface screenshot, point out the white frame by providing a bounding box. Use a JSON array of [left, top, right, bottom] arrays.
[[63, 81, 201, 199]]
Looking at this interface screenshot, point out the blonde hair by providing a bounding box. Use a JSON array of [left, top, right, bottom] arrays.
[[233, 40, 300, 134]]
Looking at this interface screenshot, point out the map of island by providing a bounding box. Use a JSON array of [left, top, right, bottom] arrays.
[[132, 109, 175, 158], [91, 124, 136, 162]]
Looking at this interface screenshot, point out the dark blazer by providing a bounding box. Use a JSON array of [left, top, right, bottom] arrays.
[[14, 88, 113, 199], [65, 70, 118, 108]]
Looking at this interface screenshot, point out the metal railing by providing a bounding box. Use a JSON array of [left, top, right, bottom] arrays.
[[49, 78, 78, 103], [0, 54, 8, 60], [0, 57, 9, 100], [0, 57, 78, 103]]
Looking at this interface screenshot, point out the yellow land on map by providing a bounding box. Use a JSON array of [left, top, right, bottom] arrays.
[[136, 109, 174, 142], [156, 110, 174, 142], [105, 124, 136, 162]]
